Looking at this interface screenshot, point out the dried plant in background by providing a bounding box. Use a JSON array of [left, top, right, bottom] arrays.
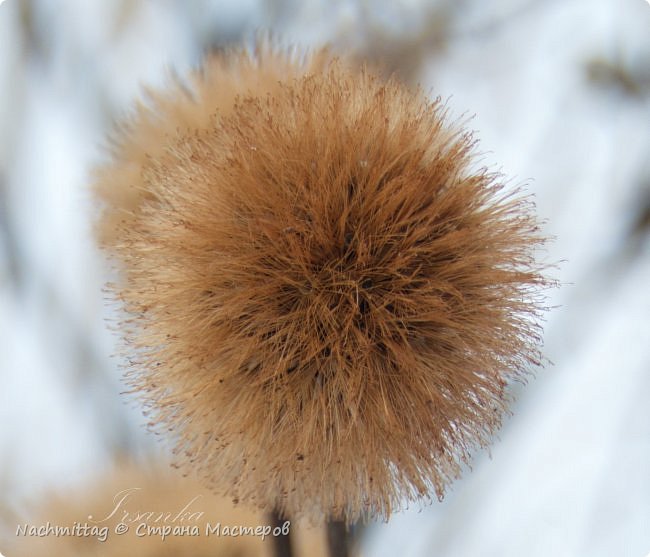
[[348, 3, 452, 85], [8, 459, 326, 557], [94, 44, 332, 247], [585, 54, 650, 98], [95, 44, 551, 525]]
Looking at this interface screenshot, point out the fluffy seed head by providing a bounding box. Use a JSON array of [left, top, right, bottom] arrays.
[[96, 45, 551, 524]]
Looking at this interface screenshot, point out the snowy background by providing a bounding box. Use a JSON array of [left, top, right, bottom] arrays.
[[1, 0, 649, 555]]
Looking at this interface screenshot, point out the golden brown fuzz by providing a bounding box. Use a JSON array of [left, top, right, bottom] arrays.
[[95, 45, 551, 524]]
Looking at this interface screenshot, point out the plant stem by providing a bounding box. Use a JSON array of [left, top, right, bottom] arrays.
[[270, 509, 293, 557], [326, 519, 350, 557]]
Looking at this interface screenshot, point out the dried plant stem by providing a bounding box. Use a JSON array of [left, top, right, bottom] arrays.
[[270, 510, 293, 557], [326, 520, 350, 557]]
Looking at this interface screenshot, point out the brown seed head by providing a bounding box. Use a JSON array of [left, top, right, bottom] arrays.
[[95, 45, 552, 524]]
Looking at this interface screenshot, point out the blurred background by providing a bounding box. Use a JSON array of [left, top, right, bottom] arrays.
[[0, 0, 649, 555]]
